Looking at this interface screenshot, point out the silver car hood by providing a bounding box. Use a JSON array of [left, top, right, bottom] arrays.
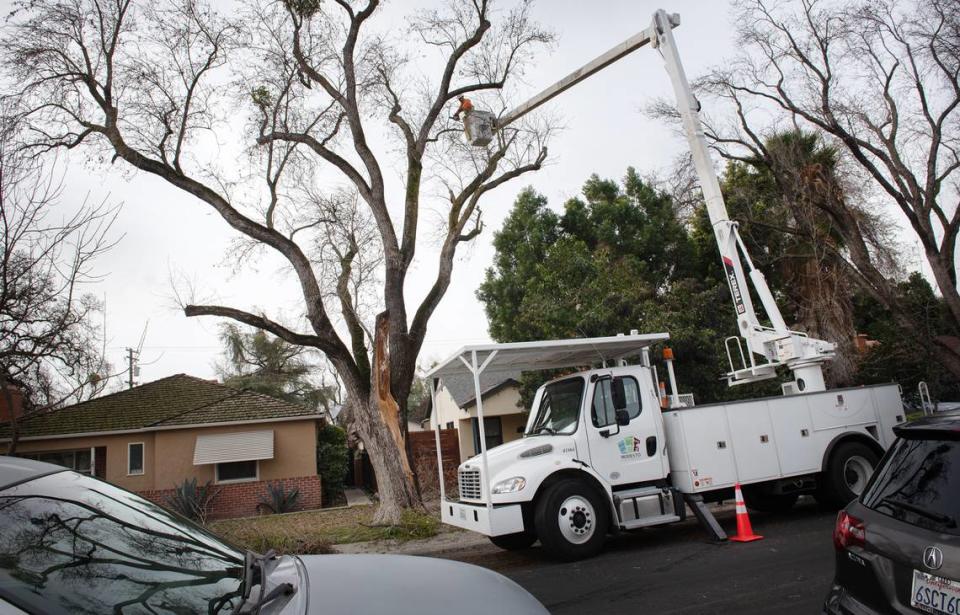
[[291, 553, 548, 615]]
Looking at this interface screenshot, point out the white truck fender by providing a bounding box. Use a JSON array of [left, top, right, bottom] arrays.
[[532, 462, 619, 529]]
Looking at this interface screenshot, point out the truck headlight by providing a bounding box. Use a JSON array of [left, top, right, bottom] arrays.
[[491, 476, 526, 494]]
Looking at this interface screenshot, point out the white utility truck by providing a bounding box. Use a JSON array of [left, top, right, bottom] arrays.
[[426, 9, 906, 561]]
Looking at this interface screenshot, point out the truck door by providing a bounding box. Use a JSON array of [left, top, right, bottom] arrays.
[[585, 373, 667, 486]]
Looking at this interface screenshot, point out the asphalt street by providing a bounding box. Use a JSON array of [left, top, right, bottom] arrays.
[[442, 497, 837, 614]]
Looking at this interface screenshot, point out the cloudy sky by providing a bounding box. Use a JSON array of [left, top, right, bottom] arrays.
[[18, 0, 917, 391]]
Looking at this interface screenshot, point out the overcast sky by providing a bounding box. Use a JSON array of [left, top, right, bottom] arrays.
[[13, 0, 921, 392]]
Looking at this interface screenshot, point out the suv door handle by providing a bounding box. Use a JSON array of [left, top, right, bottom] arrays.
[[646, 436, 657, 456]]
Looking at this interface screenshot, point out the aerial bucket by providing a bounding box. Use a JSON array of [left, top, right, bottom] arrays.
[[464, 110, 496, 146]]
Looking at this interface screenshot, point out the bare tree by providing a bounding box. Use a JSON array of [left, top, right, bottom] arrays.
[[0, 114, 118, 454], [657, 0, 960, 378], [2, 0, 553, 522]]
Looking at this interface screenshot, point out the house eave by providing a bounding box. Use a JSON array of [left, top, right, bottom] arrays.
[[0, 414, 321, 444]]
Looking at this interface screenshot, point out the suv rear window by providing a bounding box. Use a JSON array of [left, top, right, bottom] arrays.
[[862, 437, 960, 536]]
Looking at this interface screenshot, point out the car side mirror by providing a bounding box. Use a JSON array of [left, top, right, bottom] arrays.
[[611, 377, 627, 410], [616, 409, 630, 426]]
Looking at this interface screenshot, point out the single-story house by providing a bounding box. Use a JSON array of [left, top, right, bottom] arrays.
[[432, 370, 525, 461], [0, 374, 323, 519]]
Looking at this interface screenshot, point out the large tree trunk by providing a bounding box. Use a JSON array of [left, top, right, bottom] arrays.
[[352, 312, 423, 525], [1, 373, 20, 456], [927, 253, 960, 335]]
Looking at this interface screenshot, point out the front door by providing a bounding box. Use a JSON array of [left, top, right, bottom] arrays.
[[584, 370, 666, 487]]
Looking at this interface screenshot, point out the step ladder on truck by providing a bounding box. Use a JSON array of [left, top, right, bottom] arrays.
[[427, 8, 907, 561]]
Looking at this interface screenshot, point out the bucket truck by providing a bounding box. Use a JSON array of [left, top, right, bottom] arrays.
[[428, 9, 904, 561]]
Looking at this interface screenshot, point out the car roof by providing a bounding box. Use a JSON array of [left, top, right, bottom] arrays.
[[894, 410, 960, 440], [0, 455, 67, 491]]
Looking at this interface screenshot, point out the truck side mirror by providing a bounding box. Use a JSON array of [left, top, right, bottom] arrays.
[[611, 377, 627, 410], [616, 409, 630, 426]]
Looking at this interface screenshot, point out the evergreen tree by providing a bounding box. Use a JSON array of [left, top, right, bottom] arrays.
[[216, 324, 336, 411]]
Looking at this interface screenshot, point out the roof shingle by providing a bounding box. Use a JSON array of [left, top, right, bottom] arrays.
[[0, 374, 318, 439]]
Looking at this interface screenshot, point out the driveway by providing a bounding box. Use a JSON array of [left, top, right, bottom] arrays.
[[437, 498, 836, 614]]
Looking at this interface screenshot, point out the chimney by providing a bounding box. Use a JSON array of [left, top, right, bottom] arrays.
[[0, 386, 25, 422]]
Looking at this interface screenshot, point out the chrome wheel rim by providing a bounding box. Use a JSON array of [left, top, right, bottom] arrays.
[[558, 495, 595, 545], [844, 455, 873, 495]]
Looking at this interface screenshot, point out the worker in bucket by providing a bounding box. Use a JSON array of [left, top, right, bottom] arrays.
[[452, 95, 474, 140], [452, 95, 473, 120]]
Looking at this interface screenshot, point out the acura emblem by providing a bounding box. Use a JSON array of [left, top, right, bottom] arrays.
[[923, 546, 944, 571]]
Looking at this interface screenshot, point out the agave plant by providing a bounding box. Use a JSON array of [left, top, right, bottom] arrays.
[[258, 481, 301, 514], [165, 478, 221, 523]]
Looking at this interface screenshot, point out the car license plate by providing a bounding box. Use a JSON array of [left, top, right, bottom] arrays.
[[912, 570, 960, 614]]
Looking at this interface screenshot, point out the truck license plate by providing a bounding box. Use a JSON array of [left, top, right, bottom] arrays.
[[912, 570, 960, 614]]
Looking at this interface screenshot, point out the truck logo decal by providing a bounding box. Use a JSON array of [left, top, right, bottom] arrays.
[[617, 436, 644, 459], [722, 256, 746, 315]]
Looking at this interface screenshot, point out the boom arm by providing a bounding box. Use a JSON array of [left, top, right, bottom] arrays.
[[495, 10, 835, 392]]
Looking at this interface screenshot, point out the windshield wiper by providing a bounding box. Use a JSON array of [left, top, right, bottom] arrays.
[[238, 549, 297, 614], [242, 581, 295, 614], [879, 497, 957, 527]]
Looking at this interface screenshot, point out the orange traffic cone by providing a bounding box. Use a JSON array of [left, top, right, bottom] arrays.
[[729, 483, 763, 542]]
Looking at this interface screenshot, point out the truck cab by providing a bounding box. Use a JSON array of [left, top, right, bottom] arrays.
[[449, 363, 683, 560]]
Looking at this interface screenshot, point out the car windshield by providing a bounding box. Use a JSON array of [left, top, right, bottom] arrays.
[[862, 437, 960, 536], [527, 377, 585, 435], [0, 470, 246, 614]]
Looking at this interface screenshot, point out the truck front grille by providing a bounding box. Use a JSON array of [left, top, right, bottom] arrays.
[[458, 468, 482, 500]]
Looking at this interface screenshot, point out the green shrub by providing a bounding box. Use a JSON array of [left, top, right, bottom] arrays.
[[317, 423, 349, 504], [258, 481, 301, 514], [165, 478, 220, 523]]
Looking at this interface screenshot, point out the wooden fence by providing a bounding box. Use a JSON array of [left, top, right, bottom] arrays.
[[408, 428, 460, 499]]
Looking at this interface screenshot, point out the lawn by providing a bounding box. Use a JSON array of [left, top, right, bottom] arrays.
[[208, 505, 441, 555]]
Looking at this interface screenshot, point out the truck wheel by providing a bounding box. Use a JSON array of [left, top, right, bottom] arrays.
[[534, 479, 609, 561], [819, 441, 880, 509], [489, 531, 537, 551], [742, 485, 799, 513]]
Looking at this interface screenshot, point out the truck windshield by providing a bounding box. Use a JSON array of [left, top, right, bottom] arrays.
[[527, 377, 585, 435]]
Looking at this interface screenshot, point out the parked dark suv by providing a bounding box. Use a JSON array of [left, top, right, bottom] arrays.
[[825, 412, 960, 614]]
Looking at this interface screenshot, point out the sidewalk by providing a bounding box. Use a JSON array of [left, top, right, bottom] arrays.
[[343, 487, 372, 507]]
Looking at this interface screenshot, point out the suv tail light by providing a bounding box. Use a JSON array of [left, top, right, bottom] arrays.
[[834, 510, 866, 550]]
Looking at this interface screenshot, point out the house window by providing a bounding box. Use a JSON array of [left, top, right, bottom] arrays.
[[127, 442, 144, 476], [471, 416, 503, 454], [446, 421, 454, 430], [215, 460, 258, 483], [26, 449, 93, 475]]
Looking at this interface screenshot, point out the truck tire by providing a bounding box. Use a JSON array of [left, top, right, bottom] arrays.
[[818, 441, 880, 509], [742, 484, 799, 513], [489, 531, 537, 551], [534, 478, 609, 561]]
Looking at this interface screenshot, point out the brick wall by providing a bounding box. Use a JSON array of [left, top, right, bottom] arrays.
[[139, 475, 322, 520]]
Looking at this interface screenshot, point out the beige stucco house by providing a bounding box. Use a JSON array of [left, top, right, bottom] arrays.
[[0, 374, 323, 518], [433, 370, 526, 461]]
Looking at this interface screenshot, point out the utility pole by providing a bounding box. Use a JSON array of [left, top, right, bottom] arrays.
[[125, 348, 138, 389]]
